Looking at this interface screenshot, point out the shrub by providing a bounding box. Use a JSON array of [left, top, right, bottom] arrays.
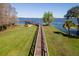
[[0, 26, 2, 31], [3, 25, 7, 30]]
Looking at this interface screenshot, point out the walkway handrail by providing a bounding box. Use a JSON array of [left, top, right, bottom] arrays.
[[34, 25, 41, 56], [41, 26, 48, 56], [34, 25, 48, 56]]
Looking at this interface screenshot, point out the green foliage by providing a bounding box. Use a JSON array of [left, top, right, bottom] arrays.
[[63, 19, 75, 36], [65, 6, 79, 19], [43, 22, 49, 26], [64, 20, 75, 28], [43, 12, 54, 25], [65, 6, 79, 35]]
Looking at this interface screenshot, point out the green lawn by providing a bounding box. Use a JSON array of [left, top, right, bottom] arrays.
[[44, 26, 79, 56], [0, 25, 37, 56]]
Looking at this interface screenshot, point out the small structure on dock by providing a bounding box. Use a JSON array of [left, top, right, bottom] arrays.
[[18, 19, 39, 27]]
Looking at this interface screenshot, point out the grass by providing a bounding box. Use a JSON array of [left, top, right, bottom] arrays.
[[44, 26, 79, 56], [0, 25, 37, 56]]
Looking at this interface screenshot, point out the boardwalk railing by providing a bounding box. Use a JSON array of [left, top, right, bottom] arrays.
[[34, 25, 41, 56], [41, 26, 48, 56], [34, 25, 48, 56]]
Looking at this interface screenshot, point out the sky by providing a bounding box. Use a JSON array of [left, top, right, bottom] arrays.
[[11, 3, 79, 18]]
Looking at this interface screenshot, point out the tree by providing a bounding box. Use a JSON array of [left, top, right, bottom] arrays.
[[9, 7, 17, 26], [43, 12, 54, 26], [65, 6, 79, 35], [0, 3, 17, 31], [63, 20, 75, 36]]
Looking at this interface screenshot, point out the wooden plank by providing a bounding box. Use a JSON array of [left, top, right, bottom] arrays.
[[34, 25, 48, 56], [41, 26, 48, 56], [34, 25, 41, 56]]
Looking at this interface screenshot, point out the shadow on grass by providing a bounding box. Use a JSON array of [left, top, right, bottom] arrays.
[[28, 26, 38, 56], [53, 31, 79, 39]]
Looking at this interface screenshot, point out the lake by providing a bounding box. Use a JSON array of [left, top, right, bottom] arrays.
[[17, 18, 78, 36], [17, 18, 43, 25], [52, 18, 77, 36]]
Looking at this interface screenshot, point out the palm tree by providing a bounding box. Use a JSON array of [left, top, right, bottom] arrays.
[[43, 12, 54, 26], [63, 20, 75, 36], [65, 6, 79, 35]]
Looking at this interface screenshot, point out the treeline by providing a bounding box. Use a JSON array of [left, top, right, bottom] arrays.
[[0, 3, 17, 31]]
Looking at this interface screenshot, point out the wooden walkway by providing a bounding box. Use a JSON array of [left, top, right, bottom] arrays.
[[34, 25, 48, 56]]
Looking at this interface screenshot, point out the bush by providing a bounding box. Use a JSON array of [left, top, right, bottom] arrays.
[[43, 22, 49, 26], [3, 25, 7, 30], [0, 25, 7, 31], [0, 26, 2, 31], [12, 23, 15, 26]]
